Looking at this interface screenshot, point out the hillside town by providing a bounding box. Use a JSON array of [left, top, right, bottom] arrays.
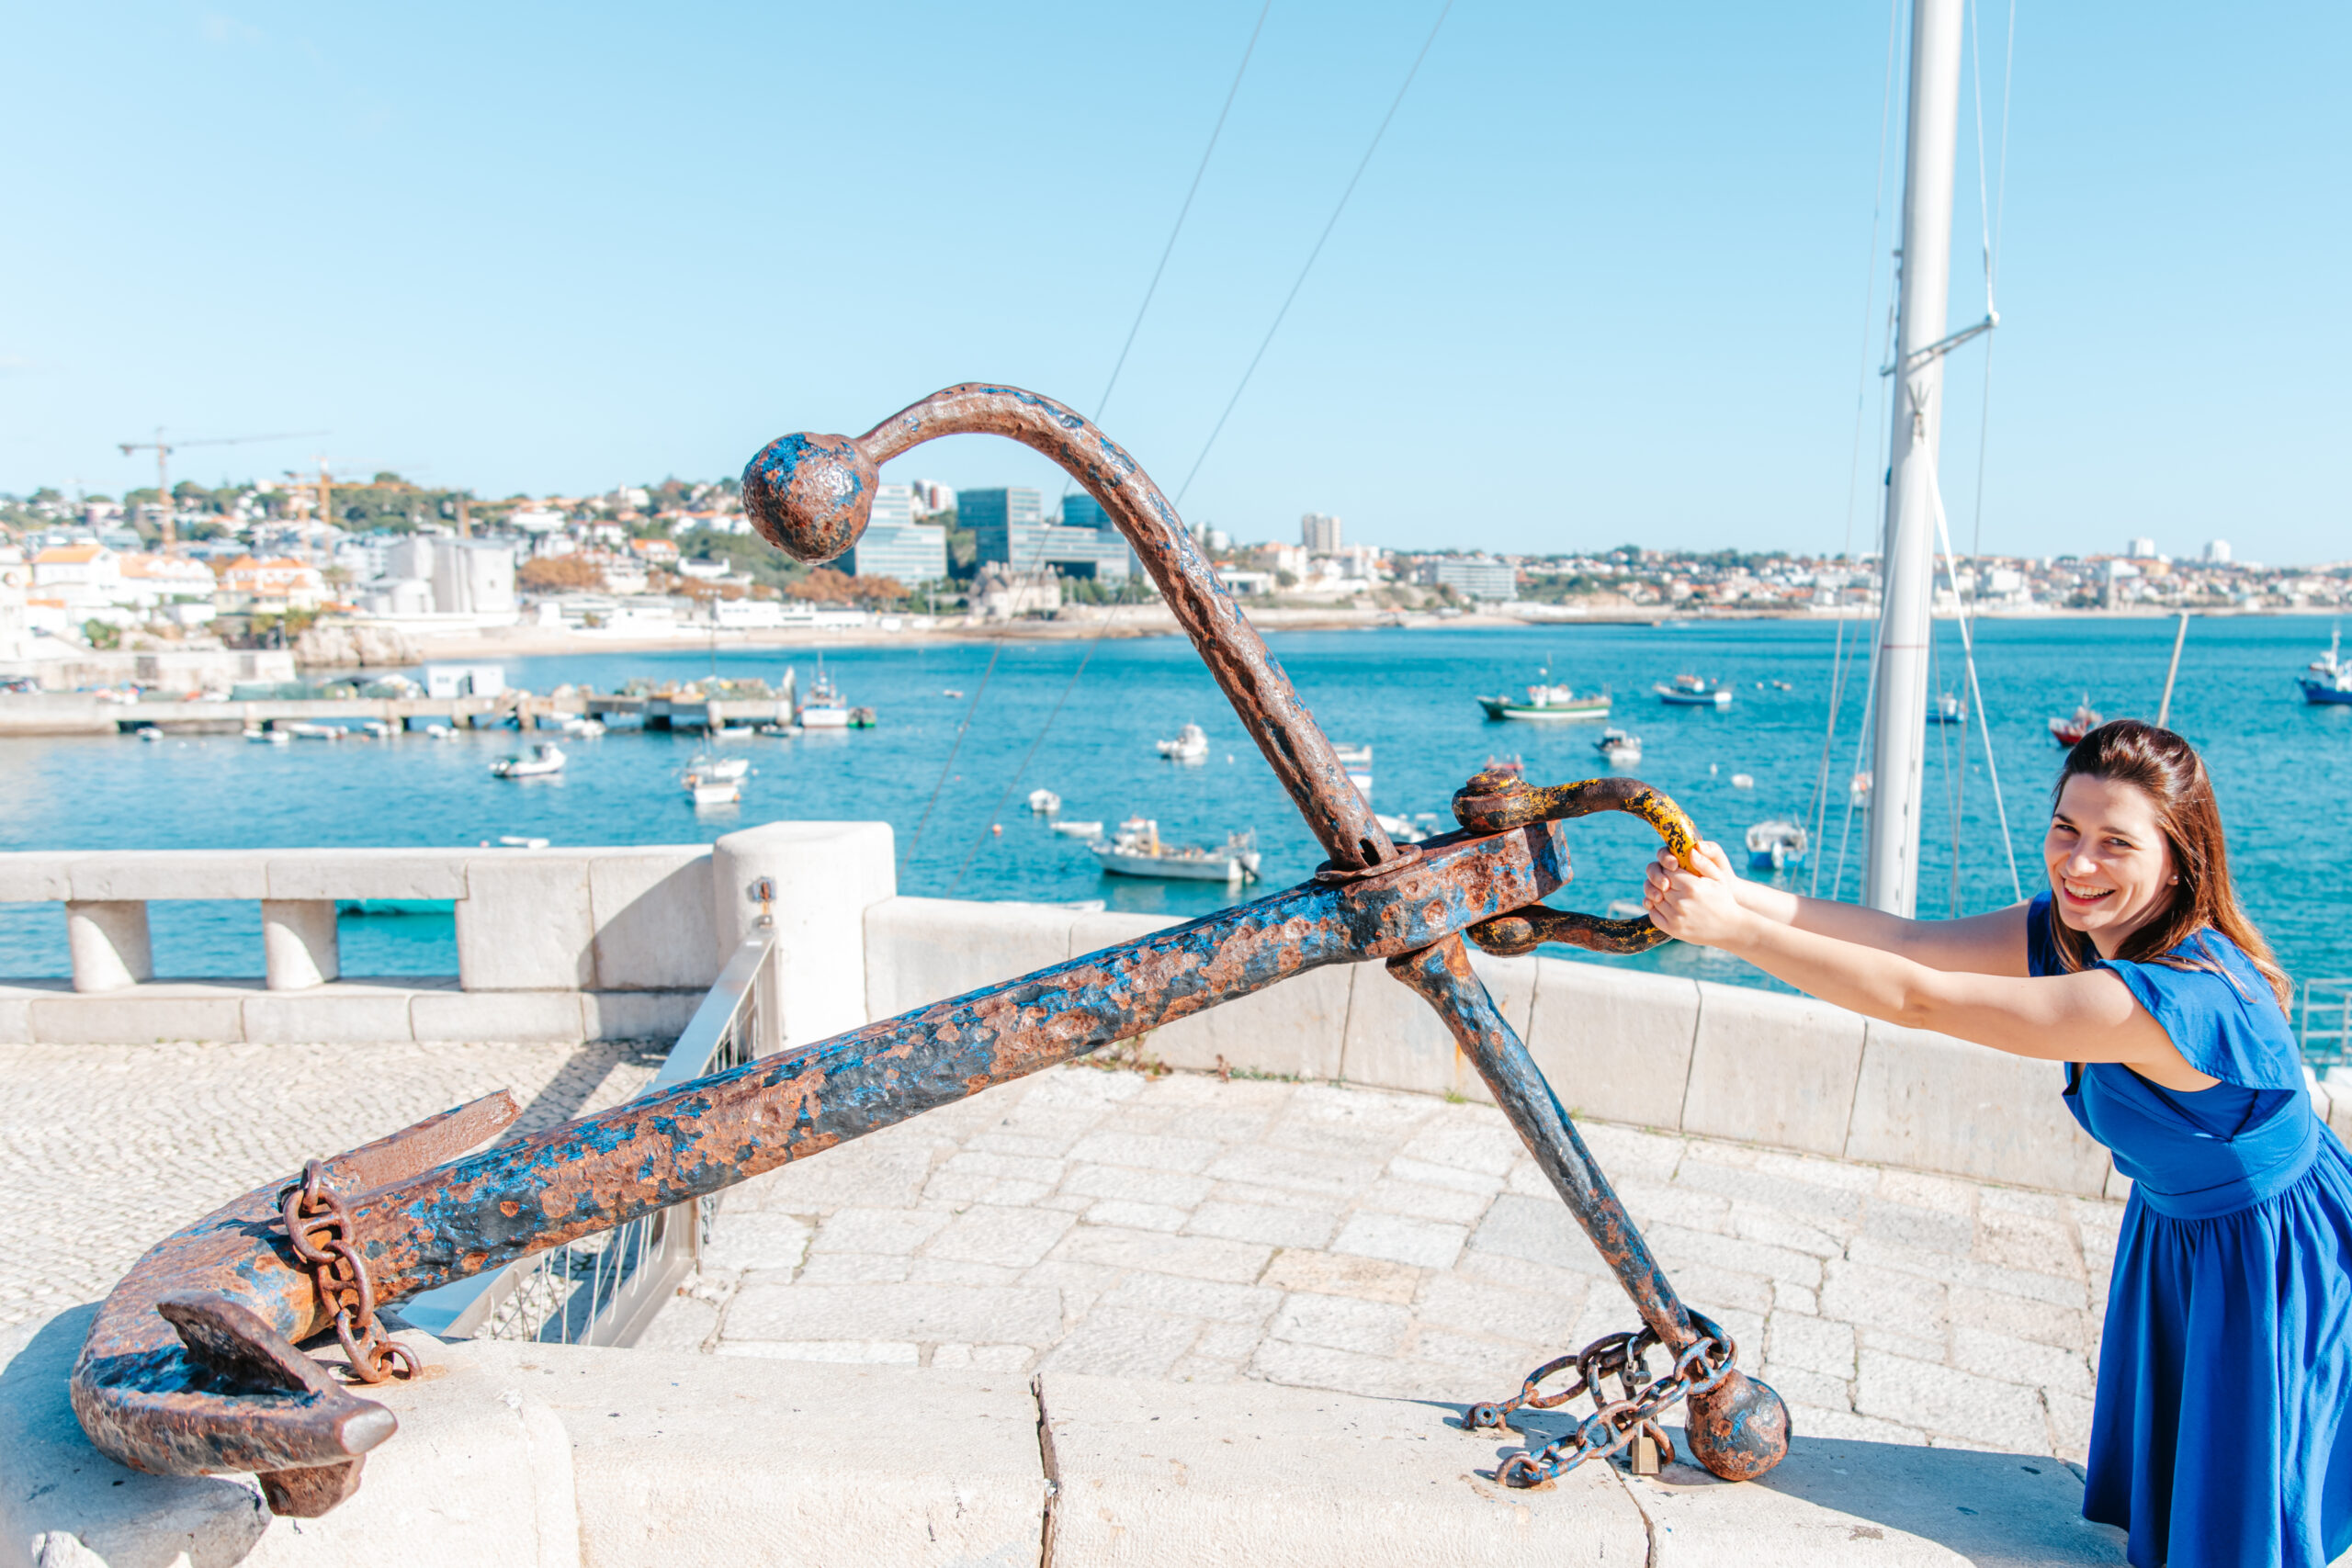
[[0, 470, 2344, 672]]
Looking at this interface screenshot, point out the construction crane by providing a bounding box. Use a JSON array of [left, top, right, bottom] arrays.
[[115, 428, 323, 550]]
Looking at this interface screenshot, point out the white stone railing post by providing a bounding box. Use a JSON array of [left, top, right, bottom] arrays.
[[261, 899, 341, 989], [65, 900, 152, 992]]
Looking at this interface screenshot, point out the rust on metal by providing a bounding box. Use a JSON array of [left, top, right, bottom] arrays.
[[75, 383, 1789, 1511], [1453, 767, 1697, 956]]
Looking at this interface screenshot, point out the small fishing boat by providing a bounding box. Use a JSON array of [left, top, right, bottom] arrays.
[[283, 720, 343, 740], [1051, 819, 1103, 839], [1730, 773, 1755, 790], [1156, 723, 1210, 763], [944, 689, 965, 698], [797, 662, 852, 728], [136, 726, 163, 742], [1655, 674, 1732, 708], [1928, 692, 1965, 725], [687, 778, 741, 807], [1746, 819, 1809, 872], [710, 724, 756, 739], [1028, 788, 1062, 814], [1594, 728, 1642, 766], [1771, 680, 1793, 692], [1374, 812, 1429, 845], [497, 835, 550, 850], [426, 724, 460, 741], [491, 742, 567, 779], [360, 719, 396, 739], [757, 721, 802, 737], [2299, 630, 2352, 705], [244, 727, 289, 746], [848, 706, 877, 728], [2050, 697, 2103, 746], [1333, 743, 1374, 767], [1091, 818, 1260, 883], [686, 754, 750, 784], [1346, 768, 1374, 803], [1477, 682, 1611, 722]]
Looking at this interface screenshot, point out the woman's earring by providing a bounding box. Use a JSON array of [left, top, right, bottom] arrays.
[[2168, 875, 2179, 885]]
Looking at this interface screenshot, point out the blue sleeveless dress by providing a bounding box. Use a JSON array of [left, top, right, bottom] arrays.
[[2028, 894, 2352, 1567]]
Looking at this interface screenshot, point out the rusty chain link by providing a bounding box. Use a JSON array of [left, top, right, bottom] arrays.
[[278, 1159, 418, 1385], [1464, 1312, 1737, 1487]]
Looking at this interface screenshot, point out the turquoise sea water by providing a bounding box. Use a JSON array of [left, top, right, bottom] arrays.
[[1, 615, 2344, 998]]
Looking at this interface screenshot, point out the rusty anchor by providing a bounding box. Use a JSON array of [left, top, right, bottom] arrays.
[[70, 383, 1788, 1511]]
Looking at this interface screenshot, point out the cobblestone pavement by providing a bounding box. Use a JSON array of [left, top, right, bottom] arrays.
[[0, 1040, 2123, 1464], [664, 1064, 2123, 1465], [0, 1039, 662, 1330]]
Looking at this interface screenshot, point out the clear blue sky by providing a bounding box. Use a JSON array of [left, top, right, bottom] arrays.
[[3, 2, 2344, 564]]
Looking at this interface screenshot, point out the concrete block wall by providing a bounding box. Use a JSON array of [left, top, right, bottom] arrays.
[[864, 896, 2122, 1199]]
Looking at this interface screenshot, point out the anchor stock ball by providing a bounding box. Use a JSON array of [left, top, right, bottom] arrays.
[[741, 432, 878, 564]]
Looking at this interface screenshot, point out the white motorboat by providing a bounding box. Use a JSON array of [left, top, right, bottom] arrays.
[[1730, 773, 1755, 790], [559, 715, 606, 737], [1091, 818, 1259, 883], [1028, 788, 1062, 814], [426, 724, 461, 741], [1746, 819, 1810, 872], [1333, 743, 1374, 767], [757, 722, 803, 737], [490, 742, 566, 779], [685, 754, 750, 783], [1051, 819, 1104, 839], [1606, 898, 1652, 922], [136, 726, 163, 742], [360, 719, 395, 739], [1156, 723, 1209, 763], [497, 835, 551, 849], [688, 778, 741, 807], [1928, 692, 1965, 725], [244, 727, 290, 746], [1374, 812, 1427, 845], [1346, 769, 1374, 803], [284, 721, 343, 740], [712, 725, 756, 739], [1595, 728, 1642, 766]]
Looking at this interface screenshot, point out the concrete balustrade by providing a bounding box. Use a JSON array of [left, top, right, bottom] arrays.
[[0, 825, 895, 1048]]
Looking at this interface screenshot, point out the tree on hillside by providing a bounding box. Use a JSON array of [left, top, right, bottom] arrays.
[[519, 555, 604, 592]]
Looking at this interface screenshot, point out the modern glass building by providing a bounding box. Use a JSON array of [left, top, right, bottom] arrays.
[[963, 487, 1134, 580]]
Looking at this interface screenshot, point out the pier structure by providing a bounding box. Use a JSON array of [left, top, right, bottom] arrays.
[[0, 690, 793, 737]]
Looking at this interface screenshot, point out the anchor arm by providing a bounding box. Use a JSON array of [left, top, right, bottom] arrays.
[[741, 384, 1394, 871]]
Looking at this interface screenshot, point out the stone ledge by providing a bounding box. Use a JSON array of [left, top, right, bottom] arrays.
[[0, 980, 704, 1045], [4, 1307, 2132, 1567]]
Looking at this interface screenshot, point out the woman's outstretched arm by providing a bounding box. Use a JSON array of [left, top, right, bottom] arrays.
[[1646, 849, 2210, 1089], [1690, 840, 2030, 976]]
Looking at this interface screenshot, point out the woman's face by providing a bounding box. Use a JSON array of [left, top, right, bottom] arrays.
[[2044, 774, 2178, 954]]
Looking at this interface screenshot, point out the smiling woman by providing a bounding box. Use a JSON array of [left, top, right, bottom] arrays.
[[1641, 719, 2352, 1568]]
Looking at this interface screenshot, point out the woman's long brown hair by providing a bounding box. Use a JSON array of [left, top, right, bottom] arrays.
[[2045, 719, 2291, 1009]]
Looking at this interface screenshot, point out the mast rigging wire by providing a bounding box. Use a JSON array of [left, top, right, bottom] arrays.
[[1173, 0, 1454, 505]]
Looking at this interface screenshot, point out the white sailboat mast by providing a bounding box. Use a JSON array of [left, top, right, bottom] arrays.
[[1864, 0, 1968, 916]]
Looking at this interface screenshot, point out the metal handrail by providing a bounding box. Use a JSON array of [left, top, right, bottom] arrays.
[[399, 929, 775, 1344], [2301, 978, 2352, 1074]]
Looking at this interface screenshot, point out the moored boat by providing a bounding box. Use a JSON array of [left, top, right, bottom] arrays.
[[1928, 692, 1964, 725], [1333, 743, 1374, 767], [687, 777, 741, 807], [1156, 723, 1209, 763], [1051, 819, 1103, 839], [490, 742, 566, 779], [1594, 728, 1642, 766], [2050, 697, 2102, 746], [797, 663, 853, 728], [244, 726, 289, 746], [1655, 674, 1732, 708], [1477, 683, 1611, 722], [685, 754, 750, 783], [1746, 819, 1809, 872], [1028, 788, 1062, 814], [1091, 818, 1259, 883], [2299, 630, 2352, 705]]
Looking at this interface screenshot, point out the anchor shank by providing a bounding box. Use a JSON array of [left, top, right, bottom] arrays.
[[1386, 934, 1696, 1350]]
